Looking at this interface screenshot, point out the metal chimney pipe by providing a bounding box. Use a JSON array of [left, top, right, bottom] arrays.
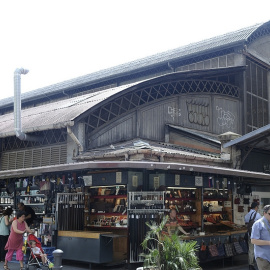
[[14, 68, 40, 141]]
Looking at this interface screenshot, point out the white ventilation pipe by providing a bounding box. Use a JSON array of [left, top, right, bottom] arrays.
[[14, 68, 40, 141], [67, 126, 84, 154]]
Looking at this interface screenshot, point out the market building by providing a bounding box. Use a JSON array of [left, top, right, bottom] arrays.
[[0, 20, 270, 268]]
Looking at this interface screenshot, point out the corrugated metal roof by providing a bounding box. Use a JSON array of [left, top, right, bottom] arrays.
[[168, 124, 221, 144], [0, 83, 137, 138], [76, 139, 224, 163], [0, 21, 267, 108], [224, 123, 270, 151], [77, 139, 221, 160], [0, 65, 245, 138]]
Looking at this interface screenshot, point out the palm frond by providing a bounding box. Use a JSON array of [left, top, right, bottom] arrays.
[[140, 216, 200, 270]]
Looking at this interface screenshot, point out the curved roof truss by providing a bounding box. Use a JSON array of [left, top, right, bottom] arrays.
[[82, 78, 240, 136], [247, 21, 270, 44]]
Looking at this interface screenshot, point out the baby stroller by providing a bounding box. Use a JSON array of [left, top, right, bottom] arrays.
[[25, 234, 54, 270]]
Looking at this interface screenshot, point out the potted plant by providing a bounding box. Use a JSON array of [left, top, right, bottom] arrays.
[[140, 216, 201, 270]]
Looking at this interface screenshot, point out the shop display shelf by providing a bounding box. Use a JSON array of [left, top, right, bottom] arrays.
[[93, 195, 127, 199], [203, 223, 223, 226], [176, 211, 197, 215], [24, 203, 45, 206], [16, 186, 39, 191], [130, 200, 163, 204], [87, 225, 127, 229], [20, 194, 46, 197], [92, 212, 127, 216], [165, 197, 196, 201], [203, 211, 224, 214], [0, 203, 13, 206], [203, 198, 228, 201]]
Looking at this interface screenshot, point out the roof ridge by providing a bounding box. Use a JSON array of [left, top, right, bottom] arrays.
[[0, 21, 267, 108]]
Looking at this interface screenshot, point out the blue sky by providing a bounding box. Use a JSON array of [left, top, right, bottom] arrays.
[[0, 0, 269, 100]]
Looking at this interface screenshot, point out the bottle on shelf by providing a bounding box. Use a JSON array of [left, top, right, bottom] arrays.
[[26, 180, 31, 195]]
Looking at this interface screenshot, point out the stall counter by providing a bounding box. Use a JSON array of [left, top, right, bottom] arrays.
[[58, 230, 112, 239], [181, 229, 247, 246], [57, 230, 114, 265], [181, 229, 247, 240]]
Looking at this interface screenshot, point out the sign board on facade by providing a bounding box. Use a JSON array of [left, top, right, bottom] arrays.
[[175, 174, 180, 185], [116, 172, 122, 184], [195, 176, 203, 186], [83, 176, 92, 186]]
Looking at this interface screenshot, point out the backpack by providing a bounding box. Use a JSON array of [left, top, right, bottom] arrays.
[[247, 211, 257, 236]]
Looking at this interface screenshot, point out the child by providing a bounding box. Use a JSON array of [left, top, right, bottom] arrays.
[[30, 241, 47, 265]]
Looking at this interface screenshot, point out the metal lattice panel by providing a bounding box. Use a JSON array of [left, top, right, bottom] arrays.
[[2, 129, 67, 152], [246, 59, 269, 131], [1, 144, 67, 171], [84, 80, 239, 135], [247, 25, 270, 44]]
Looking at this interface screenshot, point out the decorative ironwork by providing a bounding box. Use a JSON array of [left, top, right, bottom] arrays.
[[84, 80, 239, 137], [2, 129, 67, 152], [246, 59, 269, 131], [247, 23, 270, 44]]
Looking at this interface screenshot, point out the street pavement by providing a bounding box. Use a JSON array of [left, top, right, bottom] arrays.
[[0, 255, 254, 269]]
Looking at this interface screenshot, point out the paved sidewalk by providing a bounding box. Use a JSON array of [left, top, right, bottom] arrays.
[[0, 256, 254, 270], [0, 261, 127, 270]]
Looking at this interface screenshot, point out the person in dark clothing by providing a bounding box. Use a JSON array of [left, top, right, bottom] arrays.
[[17, 203, 36, 226]]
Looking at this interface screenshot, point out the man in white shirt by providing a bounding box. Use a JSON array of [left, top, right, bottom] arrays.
[[244, 202, 261, 270]]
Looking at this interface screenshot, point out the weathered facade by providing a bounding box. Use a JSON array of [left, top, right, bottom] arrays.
[[0, 21, 269, 183], [0, 21, 270, 266], [0, 22, 270, 174]]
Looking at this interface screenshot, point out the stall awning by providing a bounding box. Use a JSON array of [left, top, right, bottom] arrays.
[[0, 160, 269, 180], [223, 123, 270, 151]]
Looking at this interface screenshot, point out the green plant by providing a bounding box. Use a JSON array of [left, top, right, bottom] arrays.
[[141, 216, 200, 270]]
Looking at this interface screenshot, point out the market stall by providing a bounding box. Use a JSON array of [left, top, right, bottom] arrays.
[[0, 168, 264, 268]]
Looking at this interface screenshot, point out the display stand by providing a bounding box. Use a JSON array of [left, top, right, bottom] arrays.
[[128, 191, 166, 263]]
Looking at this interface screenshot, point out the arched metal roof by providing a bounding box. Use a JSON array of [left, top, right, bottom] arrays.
[[0, 67, 243, 138], [0, 21, 269, 109]]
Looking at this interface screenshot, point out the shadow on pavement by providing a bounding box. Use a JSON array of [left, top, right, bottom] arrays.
[[0, 254, 254, 270]]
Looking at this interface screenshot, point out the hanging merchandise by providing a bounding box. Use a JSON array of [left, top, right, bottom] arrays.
[[129, 212, 161, 263], [245, 184, 252, 195], [216, 180, 219, 190], [227, 180, 231, 190], [243, 197, 250, 205], [23, 178, 28, 188], [57, 193, 85, 231], [234, 196, 240, 204], [238, 206, 244, 212], [128, 191, 166, 263], [237, 183, 245, 195], [208, 177, 213, 188], [222, 178, 227, 189]]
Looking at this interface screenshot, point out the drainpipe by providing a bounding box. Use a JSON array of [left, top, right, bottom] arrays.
[[14, 68, 40, 141], [67, 126, 83, 154]]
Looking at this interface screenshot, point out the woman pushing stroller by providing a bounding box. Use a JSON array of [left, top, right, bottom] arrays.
[[4, 211, 34, 270]]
